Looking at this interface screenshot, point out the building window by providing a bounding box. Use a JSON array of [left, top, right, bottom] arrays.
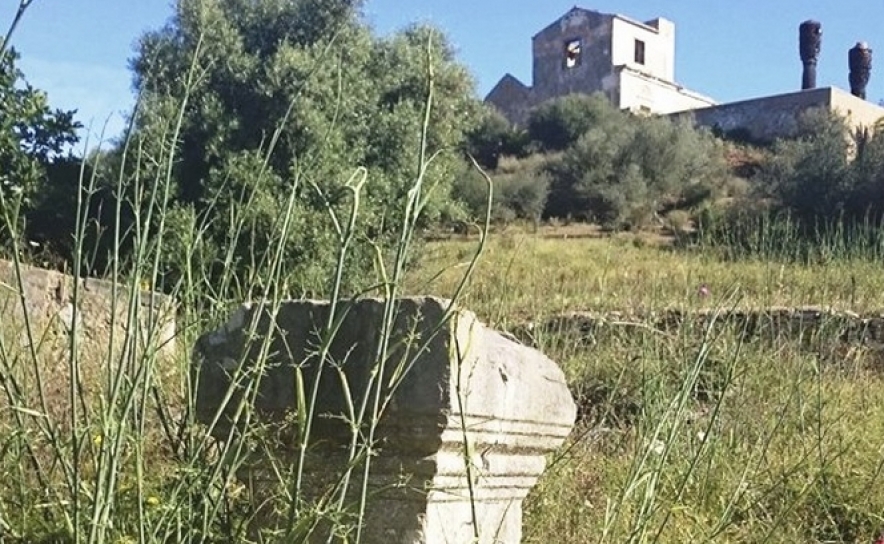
[[564, 39, 582, 69], [634, 39, 646, 65]]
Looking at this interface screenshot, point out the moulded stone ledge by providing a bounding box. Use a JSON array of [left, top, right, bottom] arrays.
[[193, 296, 577, 543]]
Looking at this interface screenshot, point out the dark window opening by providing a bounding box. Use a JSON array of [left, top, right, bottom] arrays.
[[634, 39, 646, 65], [564, 39, 582, 69]]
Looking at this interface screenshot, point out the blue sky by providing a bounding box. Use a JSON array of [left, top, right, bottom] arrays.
[[3, 1, 883, 146]]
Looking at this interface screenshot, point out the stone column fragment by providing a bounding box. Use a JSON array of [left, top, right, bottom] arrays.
[[193, 297, 577, 543]]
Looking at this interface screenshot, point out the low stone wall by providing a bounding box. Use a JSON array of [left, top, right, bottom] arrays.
[[671, 87, 884, 144], [0, 260, 176, 356], [518, 306, 884, 351]]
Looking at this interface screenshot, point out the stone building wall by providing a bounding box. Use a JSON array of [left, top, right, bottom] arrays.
[[485, 74, 535, 126], [674, 87, 884, 143], [830, 87, 884, 132], [609, 16, 674, 83], [617, 67, 716, 114], [531, 9, 614, 105]]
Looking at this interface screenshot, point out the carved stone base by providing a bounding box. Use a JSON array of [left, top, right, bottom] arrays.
[[194, 297, 576, 543]]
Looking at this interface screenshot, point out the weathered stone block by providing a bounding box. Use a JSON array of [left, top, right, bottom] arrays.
[[0, 260, 178, 425], [0, 259, 177, 359], [193, 297, 576, 543]]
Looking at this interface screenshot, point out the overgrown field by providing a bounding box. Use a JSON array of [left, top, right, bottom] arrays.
[[408, 227, 884, 543], [4, 0, 884, 541], [3, 222, 884, 542]]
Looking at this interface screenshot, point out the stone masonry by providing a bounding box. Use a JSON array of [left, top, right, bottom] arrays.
[[673, 86, 884, 144], [0, 259, 176, 359], [518, 306, 884, 357]]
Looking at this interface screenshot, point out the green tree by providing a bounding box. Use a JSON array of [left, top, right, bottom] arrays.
[[544, 103, 728, 227], [454, 155, 550, 225], [0, 48, 81, 250], [465, 105, 529, 169], [109, 0, 481, 293], [0, 48, 80, 203]]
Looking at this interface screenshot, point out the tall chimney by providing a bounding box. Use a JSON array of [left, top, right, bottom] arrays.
[[849, 42, 873, 99], [799, 20, 822, 89]]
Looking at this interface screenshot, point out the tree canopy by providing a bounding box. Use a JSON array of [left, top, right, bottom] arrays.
[[94, 0, 483, 293], [0, 48, 80, 206], [0, 47, 81, 258]]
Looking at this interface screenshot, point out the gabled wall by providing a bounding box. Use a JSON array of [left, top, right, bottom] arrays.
[[485, 73, 534, 125], [531, 9, 614, 104]]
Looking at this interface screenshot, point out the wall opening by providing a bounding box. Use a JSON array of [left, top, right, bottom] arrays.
[[634, 39, 646, 65], [564, 38, 582, 69]]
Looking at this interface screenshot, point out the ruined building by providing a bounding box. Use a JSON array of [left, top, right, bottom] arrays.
[[485, 6, 716, 124], [487, 7, 884, 144]]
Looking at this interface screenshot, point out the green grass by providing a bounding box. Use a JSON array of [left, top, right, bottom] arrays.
[[406, 226, 884, 543], [0, 15, 493, 540], [409, 228, 884, 323], [4, 179, 884, 542]]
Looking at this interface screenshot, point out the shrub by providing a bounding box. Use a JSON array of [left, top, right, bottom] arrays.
[[664, 209, 693, 237], [465, 106, 530, 170], [454, 155, 550, 225], [527, 93, 618, 151], [743, 108, 884, 240], [760, 108, 853, 224], [495, 170, 550, 224], [845, 119, 884, 219], [543, 109, 729, 228]]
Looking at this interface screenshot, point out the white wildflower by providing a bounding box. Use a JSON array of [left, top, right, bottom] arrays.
[[650, 439, 665, 455]]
